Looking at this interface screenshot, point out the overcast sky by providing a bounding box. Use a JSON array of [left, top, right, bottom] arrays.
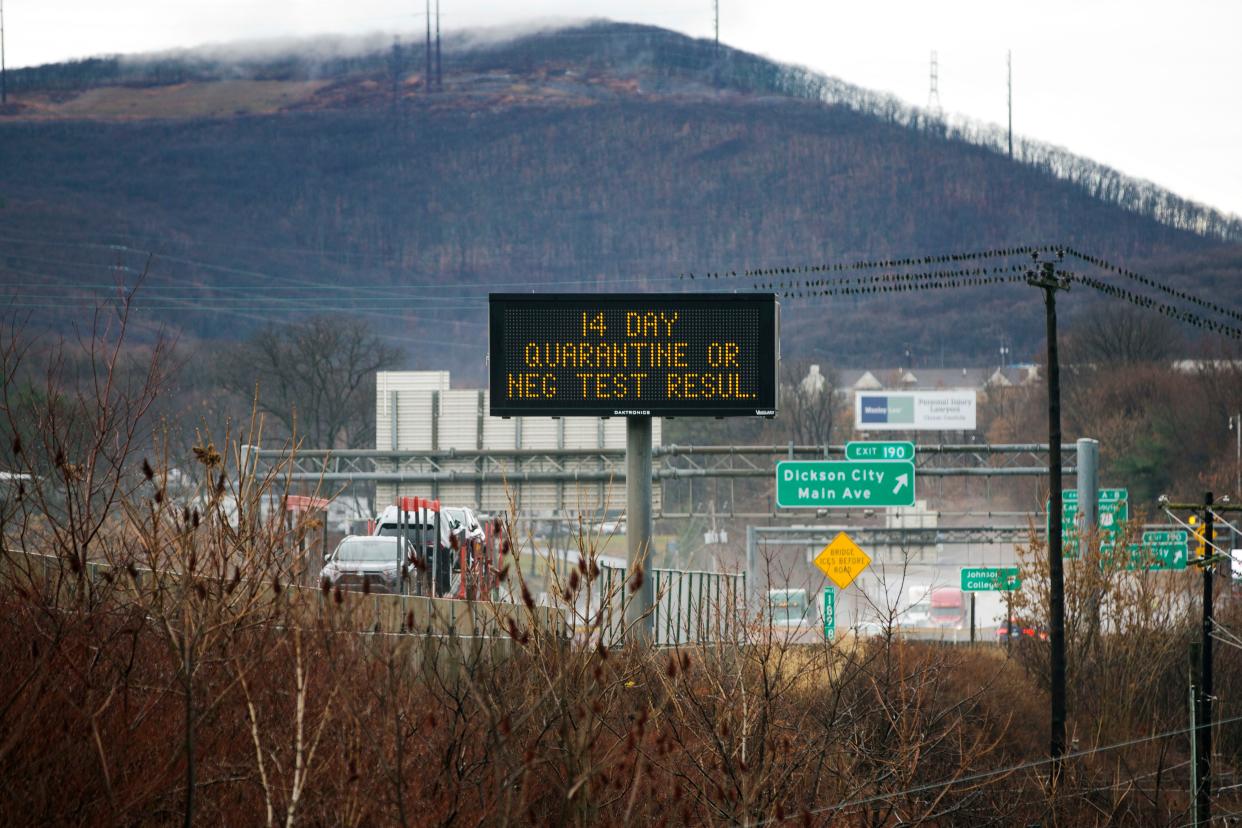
[[6, 1, 1241, 218]]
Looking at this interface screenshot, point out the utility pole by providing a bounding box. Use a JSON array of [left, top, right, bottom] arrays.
[[1200, 492, 1214, 828], [1028, 251, 1069, 779], [1164, 492, 1242, 827], [1007, 50, 1013, 158]]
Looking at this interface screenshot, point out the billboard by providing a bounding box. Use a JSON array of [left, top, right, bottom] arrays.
[[853, 391, 977, 431], [489, 293, 779, 417]]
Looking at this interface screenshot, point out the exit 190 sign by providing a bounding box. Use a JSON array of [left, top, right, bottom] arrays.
[[845, 441, 915, 462]]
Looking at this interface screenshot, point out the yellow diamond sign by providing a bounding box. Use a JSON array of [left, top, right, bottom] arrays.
[[814, 531, 871, 589]]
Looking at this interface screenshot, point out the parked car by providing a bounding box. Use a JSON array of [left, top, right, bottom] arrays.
[[996, 620, 1049, 642], [320, 535, 412, 594]]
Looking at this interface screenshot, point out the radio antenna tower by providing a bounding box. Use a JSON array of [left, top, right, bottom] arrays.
[[425, 0, 432, 91], [435, 0, 442, 90], [1, 0, 8, 106], [390, 36, 401, 118], [928, 50, 941, 114], [1007, 50, 1014, 158]]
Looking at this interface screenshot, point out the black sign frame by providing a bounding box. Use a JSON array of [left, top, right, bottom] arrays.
[[488, 293, 779, 417]]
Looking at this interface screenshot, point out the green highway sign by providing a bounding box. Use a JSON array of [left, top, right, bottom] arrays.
[[777, 460, 916, 508], [1048, 488, 1129, 557], [845, 441, 915, 462], [1118, 530, 1189, 571], [961, 567, 1021, 592], [823, 588, 836, 641]]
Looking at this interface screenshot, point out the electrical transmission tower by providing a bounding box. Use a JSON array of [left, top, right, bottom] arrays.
[[928, 50, 941, 114], [435, 0, 442, 90]]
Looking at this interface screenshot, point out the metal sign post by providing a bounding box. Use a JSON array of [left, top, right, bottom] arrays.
[[625, 416, 655, 644]]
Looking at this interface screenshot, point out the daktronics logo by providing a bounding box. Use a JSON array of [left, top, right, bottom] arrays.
[[860, 397, 889, 423]]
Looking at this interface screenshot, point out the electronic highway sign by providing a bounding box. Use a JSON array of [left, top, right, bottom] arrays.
[[488, 294, 779, 417]]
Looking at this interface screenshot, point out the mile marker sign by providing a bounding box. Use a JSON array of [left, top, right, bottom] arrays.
[[777, 460, 915, 508]]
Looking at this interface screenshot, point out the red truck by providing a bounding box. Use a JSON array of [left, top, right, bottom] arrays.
[[929, 586, 966, 629]]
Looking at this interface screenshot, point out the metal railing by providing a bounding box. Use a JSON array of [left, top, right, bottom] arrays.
[[598, 563, 745, 648]]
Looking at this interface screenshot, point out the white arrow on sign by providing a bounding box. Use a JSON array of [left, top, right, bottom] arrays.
[[892, 474, 909, 495]]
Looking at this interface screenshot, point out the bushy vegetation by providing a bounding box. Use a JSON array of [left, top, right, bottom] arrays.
[[3, 268, 1242, 827]]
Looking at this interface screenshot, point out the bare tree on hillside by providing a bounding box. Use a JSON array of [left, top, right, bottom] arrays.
[[780, 359, 840, 446], [218, 316, 403, 450], [1063, 305, 1182, 367]]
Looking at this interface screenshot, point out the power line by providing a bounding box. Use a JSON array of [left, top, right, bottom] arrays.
[[671, 242, 1240, 342], [681, 245, 1058, 280], [762, 710, 1242, 826], [1064, 269, 1242, 340], [749, 263, 1031, 293], [0, 245, 693, 304], [762, 271, 1031, 301], [1063, 248, 1242, 324]]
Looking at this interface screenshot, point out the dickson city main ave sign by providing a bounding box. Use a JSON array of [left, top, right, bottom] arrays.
[[776, 460, 916, 508]]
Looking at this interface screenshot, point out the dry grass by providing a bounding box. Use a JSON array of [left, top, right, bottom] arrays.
[[22, 80, 330, 120], [0, 311, 1235, 826]]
